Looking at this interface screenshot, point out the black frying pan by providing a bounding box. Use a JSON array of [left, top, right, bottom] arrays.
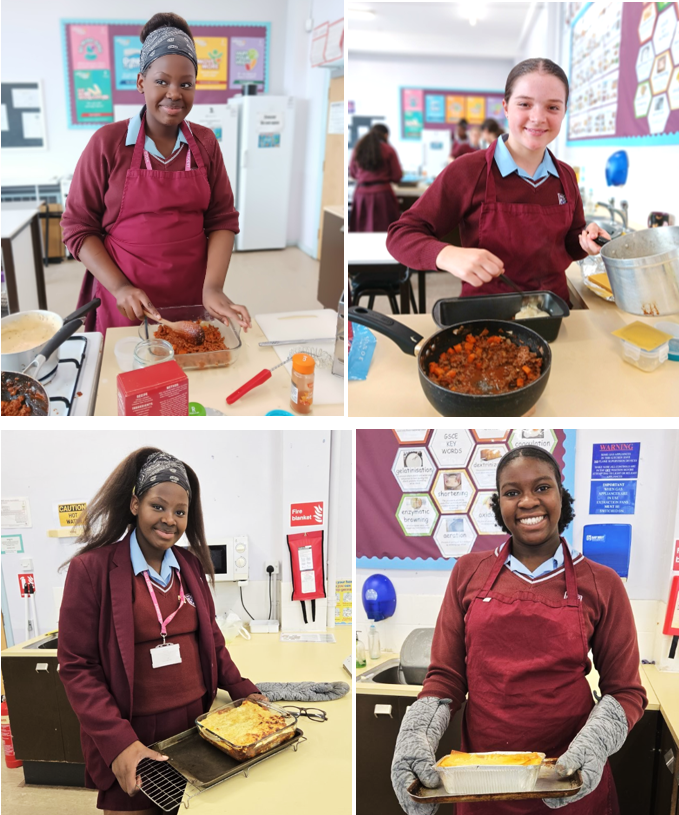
[[348, 307, 552, 417], [1, 319, 87, 415]]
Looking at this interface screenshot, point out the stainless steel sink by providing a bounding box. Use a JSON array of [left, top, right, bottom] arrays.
[[23, 634, 58, 650], [357, 658, 414, 685]]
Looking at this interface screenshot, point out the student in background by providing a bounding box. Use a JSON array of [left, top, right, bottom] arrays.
[[349, 124, 403, 232], [450, 118, 470, 159], [452, 125, 482, 159], [481, 117, 504, 147]]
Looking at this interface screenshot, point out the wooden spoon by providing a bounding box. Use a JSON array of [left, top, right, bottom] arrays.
[[143, 310, 205, 346]]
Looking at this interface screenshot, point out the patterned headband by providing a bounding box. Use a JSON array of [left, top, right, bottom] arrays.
[[135, 451, 192, 501], [140, 26, 197, 75]]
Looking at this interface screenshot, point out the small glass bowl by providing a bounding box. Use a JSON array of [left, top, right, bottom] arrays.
[[133, 339, 174, 369]]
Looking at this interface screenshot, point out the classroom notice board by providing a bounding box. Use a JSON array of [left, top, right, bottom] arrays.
[[61, 19, 270, 128], [400, 87, 507, 140], [567, 2, 679, 145], [1, 82, 46, 149]]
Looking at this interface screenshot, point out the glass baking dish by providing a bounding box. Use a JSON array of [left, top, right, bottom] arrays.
[[138, 305, 241, 370], [435, 752, 546, 795], [196, 699, 298, 762]]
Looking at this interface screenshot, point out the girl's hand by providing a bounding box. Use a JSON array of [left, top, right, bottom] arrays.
[[579, 223, 611, 256], [247, 693, 270, 703], [203, 287, 252, 332], [435, 245, 505, 287], [111, 740, 168, 797], [114, 284, 161, 322]]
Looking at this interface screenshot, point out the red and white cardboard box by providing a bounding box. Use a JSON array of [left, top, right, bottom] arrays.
[[117, 361, 188, 416]]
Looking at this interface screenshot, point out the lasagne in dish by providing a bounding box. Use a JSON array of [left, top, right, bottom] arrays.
[[439, 751, 543, 768], [197, 700, 297, 761]]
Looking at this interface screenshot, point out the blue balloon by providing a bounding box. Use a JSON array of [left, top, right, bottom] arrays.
[[362, 574, 397, 622], [605, 151, 629, 187]]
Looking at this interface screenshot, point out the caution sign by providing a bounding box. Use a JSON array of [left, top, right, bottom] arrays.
[[58, 502, 87, 527]]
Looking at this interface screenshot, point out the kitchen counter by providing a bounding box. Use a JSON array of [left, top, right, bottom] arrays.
[[355, 650, 662, 712], [4, 628, 351, 815], [349, 261, 678, 417], [642, 665, 679, 746], [94, 316, 343, 416]]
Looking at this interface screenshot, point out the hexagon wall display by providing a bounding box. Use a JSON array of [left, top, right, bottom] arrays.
[[636, 40, 655, 81], [392, 429, 431, 445], [635, 81, 653, 117], [509, 429, 558, 454], [471, 429, 511, 443], [396, 494, 439, 537], [429, 429, 474, 469], [648, 93, 670, 132], [651, 50, 672, 94], [670, 67, 679, 110], [470, 491, 505, 536], [638, 3, 657, 44], [433, 514, 476, 558], [469, 444, 509, 490], [431, 469, 476, 514], [652, 5, 677, 54], [391, 447, 437, 492]]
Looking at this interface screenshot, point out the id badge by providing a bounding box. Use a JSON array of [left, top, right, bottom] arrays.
[[150, 642, 182, 669]]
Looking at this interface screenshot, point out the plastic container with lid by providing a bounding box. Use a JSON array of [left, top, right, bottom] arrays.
[[133, 339, 174, 369], [656, 321, 679, 362], [289, 353, 315, 414], [611, 322, 673, 372]]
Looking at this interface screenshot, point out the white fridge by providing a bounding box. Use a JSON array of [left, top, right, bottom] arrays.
[[228, 94, 296, 251]]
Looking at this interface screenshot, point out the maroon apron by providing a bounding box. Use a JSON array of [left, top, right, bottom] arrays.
[[350, 182, 401, 232], [456, 539, 619, 814], [460, 140, 576, 303], [77, 112, 212, 334]]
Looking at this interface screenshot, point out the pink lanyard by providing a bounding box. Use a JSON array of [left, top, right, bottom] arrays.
[[143, 144, 192, 171], [143, 569, 186, 642]]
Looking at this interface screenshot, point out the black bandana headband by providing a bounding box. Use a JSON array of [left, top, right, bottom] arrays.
[[140, 26, 198, 75], [134, 452, 192, 501]]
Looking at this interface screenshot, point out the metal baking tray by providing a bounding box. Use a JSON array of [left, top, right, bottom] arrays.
[[407, 758, 582, 803], [196, 699, 298, 761], [433, 291, 570, 343], [137, 725, 306, 810]]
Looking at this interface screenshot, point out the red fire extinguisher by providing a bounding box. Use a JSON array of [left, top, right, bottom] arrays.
[[1, 696, 23, 769]]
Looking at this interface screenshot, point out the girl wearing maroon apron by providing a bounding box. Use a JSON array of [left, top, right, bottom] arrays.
[[391, 446, 647, 815], [350, 124, 403, 232], [58, 448, 267, 814], [386, 58, 611, 304], [62, 13, 249, 336]]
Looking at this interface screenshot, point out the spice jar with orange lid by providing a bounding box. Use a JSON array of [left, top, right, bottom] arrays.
[[290, 353, 315, 414]]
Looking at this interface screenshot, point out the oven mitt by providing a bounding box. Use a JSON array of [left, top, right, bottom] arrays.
[[255, 681, 350, 702], [543, 694, 628, 809], [391, 696, 451, 815]]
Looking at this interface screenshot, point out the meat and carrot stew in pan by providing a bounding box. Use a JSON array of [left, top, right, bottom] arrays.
[[427, 328, 543, 395]]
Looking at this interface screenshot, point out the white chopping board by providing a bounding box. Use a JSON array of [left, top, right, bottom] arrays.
[[255, 310, 343, 405]]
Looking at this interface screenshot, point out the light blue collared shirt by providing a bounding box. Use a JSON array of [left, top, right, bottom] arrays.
[[493, 133, 559, 183], [130, 528, 181, 587], [505, 539, 577, 580], [125, 108, 192, 162]]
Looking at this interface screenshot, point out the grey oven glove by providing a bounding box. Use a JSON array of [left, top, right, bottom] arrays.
[[391, 696, 451, 815], [543, 694, 628, 808], [255, 681, 349, 702]]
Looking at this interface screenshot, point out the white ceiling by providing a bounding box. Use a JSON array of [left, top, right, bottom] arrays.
[[346, 1, 543, 60]]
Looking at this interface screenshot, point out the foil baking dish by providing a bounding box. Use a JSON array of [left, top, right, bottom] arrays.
[[196, 699, 298, 762], [435, 751, 546, 795]]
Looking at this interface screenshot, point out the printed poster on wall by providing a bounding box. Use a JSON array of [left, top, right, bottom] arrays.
[[229, 37, 265, 89], [591, 442, 640, 479], [589, 480, 637, 514], [403, 87, 507, 139], [74, 70, 114, 124], [402, 88, 423, 139], [195, 37, 228, 91], [113, 36, 141, 90], [70, 25, 111, 70]]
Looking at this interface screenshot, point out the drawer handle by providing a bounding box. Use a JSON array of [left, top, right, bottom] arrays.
[[664, 749, 675, 774], [374, 704, 393, 718], [35, 663, 49, 673]]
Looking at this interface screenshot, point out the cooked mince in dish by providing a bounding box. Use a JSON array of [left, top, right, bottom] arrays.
[[427, 329, 543, 395], [155, 322, 227, 354]]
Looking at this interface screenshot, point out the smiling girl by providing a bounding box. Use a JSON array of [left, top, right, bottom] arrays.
[[58, 449, 265, 814], [391, 446, 646, 815], [386, 58, 610, 304], [61, 12, 250, 335]]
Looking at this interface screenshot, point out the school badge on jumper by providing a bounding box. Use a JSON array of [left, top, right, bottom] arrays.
[[558, 193, 567, 205], [184, 594, 196, 607]]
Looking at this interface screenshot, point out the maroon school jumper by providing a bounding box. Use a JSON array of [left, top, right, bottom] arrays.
[[451, 141, 476, 159], [61, 111, 239, 334], [349, 141, 403, 232], [420, 540, 647, 815], [387, 140, 587, 302], [57, 535, 259, 809]]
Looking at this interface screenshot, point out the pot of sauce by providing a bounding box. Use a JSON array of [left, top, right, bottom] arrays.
[[1, 299, 100, 380], [595, 226, 679, 316]]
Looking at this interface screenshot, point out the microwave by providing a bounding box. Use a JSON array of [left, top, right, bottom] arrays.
[[207, 536, 249, 582]]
